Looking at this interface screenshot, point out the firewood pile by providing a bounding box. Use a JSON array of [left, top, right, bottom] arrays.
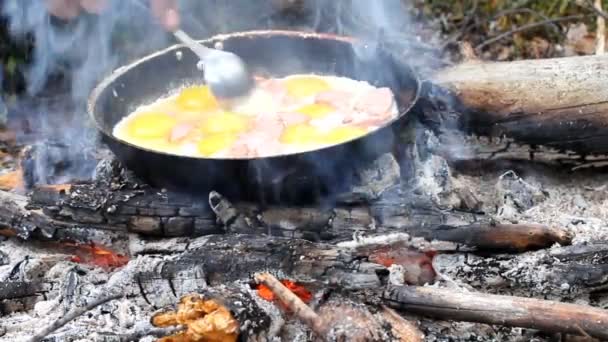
[[1, 80, 608, 341]]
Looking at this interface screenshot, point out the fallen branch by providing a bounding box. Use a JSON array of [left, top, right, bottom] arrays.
[[380, 306, 424, 342], [383, 285, 608, 340], [475, 15, 584, 51], [26, 292, 123, 342]]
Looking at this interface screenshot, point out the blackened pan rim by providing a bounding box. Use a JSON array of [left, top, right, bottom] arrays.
[[87, 29, 420, 162]]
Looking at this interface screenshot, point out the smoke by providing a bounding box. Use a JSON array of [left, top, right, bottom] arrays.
[[1, 0, 431, 198], [1, 0, 175, 184]]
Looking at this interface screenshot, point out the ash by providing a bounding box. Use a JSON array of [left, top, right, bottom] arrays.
[[1, 138, 606, 341]]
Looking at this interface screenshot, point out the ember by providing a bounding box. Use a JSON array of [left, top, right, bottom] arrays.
[[61, 242, 129, 270], [257, 279, 313, 304], [368, 244, 437, 285]]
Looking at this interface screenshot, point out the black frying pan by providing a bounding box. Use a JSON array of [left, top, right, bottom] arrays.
[[88, 30, 420, 205]]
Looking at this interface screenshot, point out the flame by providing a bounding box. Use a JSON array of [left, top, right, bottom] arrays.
[[62, 242, 129, 270], [257, 279, 312, 304]]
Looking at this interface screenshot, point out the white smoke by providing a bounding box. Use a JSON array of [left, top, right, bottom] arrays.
[[0, 0, 424, 187]]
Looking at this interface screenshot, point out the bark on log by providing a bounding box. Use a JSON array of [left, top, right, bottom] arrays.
[[429, 54, 608, 155], [383, 285, 608, 340]]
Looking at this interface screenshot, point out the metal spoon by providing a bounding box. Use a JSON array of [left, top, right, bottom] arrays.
[[173, 29, 254, 100]]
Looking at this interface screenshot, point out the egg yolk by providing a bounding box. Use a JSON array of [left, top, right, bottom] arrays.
[[296, 103, 335, 119], [176, 85, 219, 112], [322, 126, 367, 145], [284, 76, 331, 98], [280, 124, 323, 145], [125, 112, 177, 140], [200, 112, 250, 135], [197, 133, 237, 157]]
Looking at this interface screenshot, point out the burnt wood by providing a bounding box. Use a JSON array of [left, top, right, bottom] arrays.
[[0, 182, 573, 254]]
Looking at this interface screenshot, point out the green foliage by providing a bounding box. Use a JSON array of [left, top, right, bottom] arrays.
[[0, 18, 32, 96]]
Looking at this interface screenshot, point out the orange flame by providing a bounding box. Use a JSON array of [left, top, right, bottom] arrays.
[[257, 279, 313, 304], [63, 242, 129, 270]]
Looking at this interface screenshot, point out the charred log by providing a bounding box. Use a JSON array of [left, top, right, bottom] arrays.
[[432, 242, 608, 298]]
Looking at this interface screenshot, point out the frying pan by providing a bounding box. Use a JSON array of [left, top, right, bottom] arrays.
[[88, 30, 420, 205]]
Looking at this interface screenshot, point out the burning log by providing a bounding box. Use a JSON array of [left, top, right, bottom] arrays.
[[383, 285, 608, 340], [428, 54, 608, 156], [254, 272, 424, 342]]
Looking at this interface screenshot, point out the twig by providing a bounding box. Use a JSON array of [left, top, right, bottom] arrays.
[[26, 292, 123, 342], [254, 273, 329, 339], [580, 0, 608, 20], [380, 305, 424, 342], [117, 326, 183, 342], [595, 0, 606, 54], [475, 15, 585, 51], [383, 285, 608, 340]]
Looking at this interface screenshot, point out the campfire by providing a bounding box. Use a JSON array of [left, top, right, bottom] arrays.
[[2, 1, 608, 342]]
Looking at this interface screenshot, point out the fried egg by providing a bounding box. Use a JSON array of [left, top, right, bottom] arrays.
[[113, 73, 398, 159], [284, 75, 331, 98], [199, 112, 251, 135], [175, 85, 219, 112]]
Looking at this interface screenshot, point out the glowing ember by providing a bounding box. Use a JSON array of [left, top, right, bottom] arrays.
[[368, 245, 437, 285], [257, 279, 312, 304], [62, 242, 129, 270]]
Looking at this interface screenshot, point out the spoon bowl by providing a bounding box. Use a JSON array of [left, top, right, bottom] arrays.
[[173, 30, 254, 100]]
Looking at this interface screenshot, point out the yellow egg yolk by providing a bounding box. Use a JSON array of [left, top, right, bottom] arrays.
[[322, 126, 367, 145], [197, 133, 238, 157], [125, 112, 177, 140], [199, 112, 251, 135], [280, 124, 323, 145], [296, 103, 335, 119], [176, 85, 219, 112], [284, 76, 331, 98]]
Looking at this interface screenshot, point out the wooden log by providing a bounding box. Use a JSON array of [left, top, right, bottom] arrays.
[[410, 223, 573, 252], [429, 54, 608, 155], [383, 285, 608, 340]]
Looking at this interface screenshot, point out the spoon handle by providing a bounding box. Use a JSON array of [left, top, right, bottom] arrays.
[[173, 29, 213, 61]]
